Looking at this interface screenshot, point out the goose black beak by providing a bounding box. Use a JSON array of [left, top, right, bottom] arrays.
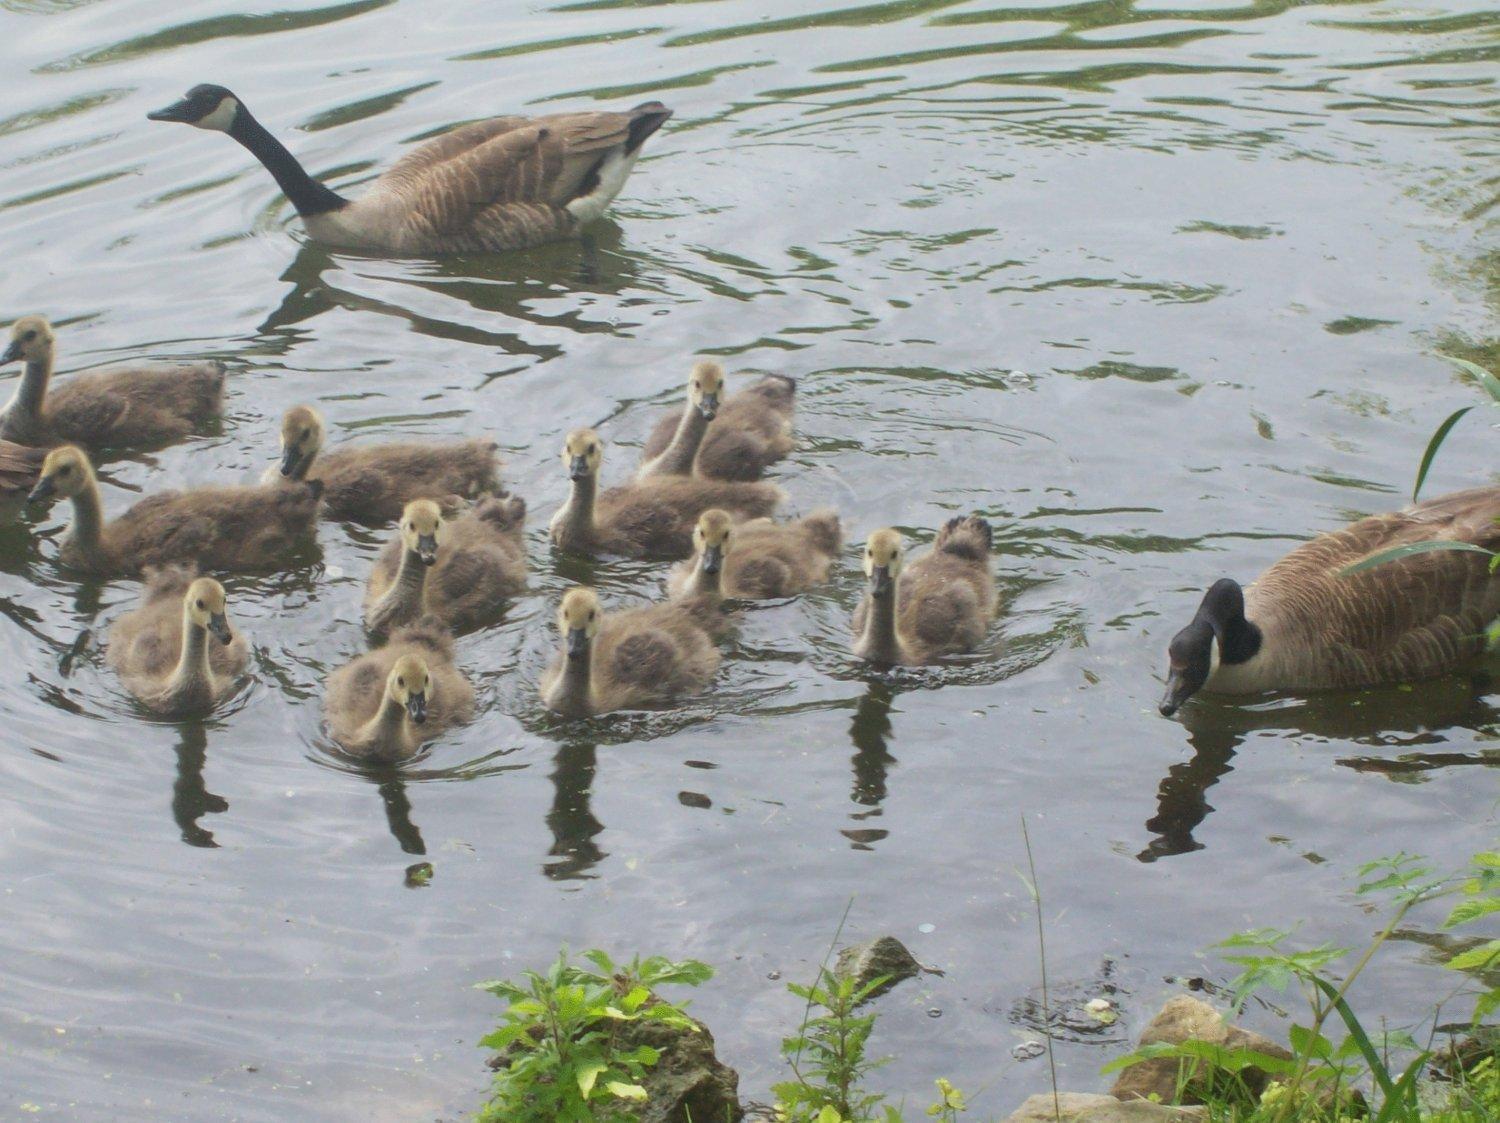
[[869, 564, 893, 598], [406, 691, 428, 725], [279, 446, 306, 479], [147, 98, 196, 123], [701, 544, 723, 575], [0, 340, 20, 365], [568, 455, 591, 481], [1158, 670, 1192, 718], [697, 393, 719, 420], [26, 477, 55, 505], [208, 612, 233, 646], [566, 627, 590, 659], [416, 534, 438, 567]]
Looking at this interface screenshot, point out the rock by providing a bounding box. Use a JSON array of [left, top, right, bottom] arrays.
[[616, 1008, 743, 1123], [1006, 1091, 1206, 1121], [1109, 995, 1292, 1105], [835, 936, 924, 1001]]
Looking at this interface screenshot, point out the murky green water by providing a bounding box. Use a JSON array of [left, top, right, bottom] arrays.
[[0, 0, 1496, 1118]]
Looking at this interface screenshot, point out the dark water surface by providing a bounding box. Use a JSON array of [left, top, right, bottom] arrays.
[[0, 0, 1496, 1118]]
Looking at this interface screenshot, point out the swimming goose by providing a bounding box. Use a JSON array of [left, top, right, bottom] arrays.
[[325, 618, 474, 761], [540, 587, 724, 718], [270, 404, 500, 523], [1, 316, 224, 450], [148, 84, 673, 255], [549, 428, 783, 559], [669, 508, 842, 600], [364, 495, 527, 639], [27, 445, 322, 577], [852, 517, 998, 665], [1159, 484, 1500, 716], [640, 362, 796, 481], [0, 441, 47, 497], [107, 567, 247, 715]]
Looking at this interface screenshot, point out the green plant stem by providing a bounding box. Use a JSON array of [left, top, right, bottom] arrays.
[[1021, 816, 1061, 1123]]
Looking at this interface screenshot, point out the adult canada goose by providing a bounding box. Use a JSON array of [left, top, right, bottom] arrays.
[[1, 316, 224, 450], [640, 362, 796, 481], [148, 84, 673, 255], [325, 618, 474, 761], [364, 496, 527, 639], [540, 587, 724, 718], [27, 445, 322, 577], [107, 567, 248, 715], [270, 405, 500, 523], [853, 517, 998, 665], [1158, 485, 1500, 716], [669, 508, 842, 600], [549, 428, 783, 559]]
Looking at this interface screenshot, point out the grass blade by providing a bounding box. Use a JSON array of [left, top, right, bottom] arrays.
[[1341, 539, 1494, 576], [1310, 976, 1402, 1114], [1413, 406, 1472, 500], [1436, 353, 1500, 403]]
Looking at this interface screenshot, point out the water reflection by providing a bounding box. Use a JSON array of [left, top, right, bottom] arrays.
[[544, 739, 606, 880], [171, 722, 229, 848], [374, 769, 426, 856], [1137, 722, 1238, 863], [849, 678, 898, 809]]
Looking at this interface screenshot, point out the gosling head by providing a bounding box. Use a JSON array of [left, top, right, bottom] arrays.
[[557, 587, 602, 661], [278, 405, 326, 479], [28, 446, 93, 505], [387, 655, 430, 725], [863, 528, 905, 599], [147, 84, 242, 132], [694, 509, 734, 576], [1159, 578, 1246, 717], [1, 316, 55, 367], [184, 578, 234, 645], [688, 360, 725, 420], [562, 428, 603, 482], [399, 499, 443, 567]]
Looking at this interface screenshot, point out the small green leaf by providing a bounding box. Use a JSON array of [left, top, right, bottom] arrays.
[[1436, 353, 1500, 403], [606, 1081, 648, 1101], [1444, 897, 1500, 929], [1447, 939, 1500, 972], [1412, 405, 1474, 500], [575, 1060, 607, 1100]]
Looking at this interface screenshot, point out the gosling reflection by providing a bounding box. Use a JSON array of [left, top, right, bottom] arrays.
[[374, 770, 426, 857], [849, 679, 898, 809], [545, 739, 605, 881], [172, 722, 229, 849]]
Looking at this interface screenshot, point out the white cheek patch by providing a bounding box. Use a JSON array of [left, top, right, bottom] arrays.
[[193, 97, 239, 132]]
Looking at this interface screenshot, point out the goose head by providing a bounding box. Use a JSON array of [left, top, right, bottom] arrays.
[[386, 655, 430, 725], [863, 528, 905, 599], [558, 587, 602, 661], [185, 578, 234, 645], [1159, 578, 1245, 717], [399, 499, 443, 566], [694, 509, 734, 576], [1, 316, 54, 367], [562, 428, 603, 482], [28, 445, 93, 505], [687, 360, 724, 420], [278, 405, 325, 478], [148, 84, 243, 133]]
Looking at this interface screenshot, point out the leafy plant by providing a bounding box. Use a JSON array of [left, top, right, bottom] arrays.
[[774, 964, 899, 1123], [475, 948, 712, 1123]]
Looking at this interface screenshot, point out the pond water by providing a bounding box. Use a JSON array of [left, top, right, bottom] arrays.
[[0, 0, 1495, 1118]]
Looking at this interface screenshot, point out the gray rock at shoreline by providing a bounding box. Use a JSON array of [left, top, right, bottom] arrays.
[[1108, 995, 1292, 1105], [1006, 1092, 1206, 1121], [620, 1008, 743, 1123], [835, 935, 926, 1001]]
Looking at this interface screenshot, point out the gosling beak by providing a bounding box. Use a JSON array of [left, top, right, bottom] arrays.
[[416, 533, 438, 567], [279, 445, 305, 479], [869, 564, 893, 598], [697, 393, 719, 420], [0, 340, 20, 366], [1158, 670, 1193, 718], [701, 544, 724, 575], [26, 476, 56, 505], [568, 455, 591, 481], [207, 612, 233, 646], [406, 690, 428, 725], [147, 98, 196, 123], [566, 626, 590, 659]]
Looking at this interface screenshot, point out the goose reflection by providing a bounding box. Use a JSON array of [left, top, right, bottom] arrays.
[[842, 679, 899, 850], [544, 739, 605, 881], [373, 768, 426, 857], [172, 722, 229, 849]]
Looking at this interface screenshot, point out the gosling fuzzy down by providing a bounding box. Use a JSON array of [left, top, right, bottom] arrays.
[[1, 316, 224, 450], [640, 362, 795, 481], [271, 405, 500, 523], [852, 516, 998, 665], [670, 508, 842, 600], [1159, 484, 1500, 716], [364, 496, 527, 639], [324, 618, 474, 761], [107, 568, 248, 715]]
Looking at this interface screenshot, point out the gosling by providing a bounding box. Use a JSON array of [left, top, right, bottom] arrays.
[[364, 496, 527, 639], [852, 517, 998, 665], [549, 428, 782, 559], [540, 587, 725, 717], [639, 361, 795, 481], [108, 569, 247, 715], [669, 508, 842, 600]]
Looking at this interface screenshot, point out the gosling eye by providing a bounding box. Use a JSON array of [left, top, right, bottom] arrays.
[[195, 599, 205, 610], [397, 677, 405, 688], [588, 610, 597, 621], [58, 465, 72, 476], [23, 330, 36, 342]]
